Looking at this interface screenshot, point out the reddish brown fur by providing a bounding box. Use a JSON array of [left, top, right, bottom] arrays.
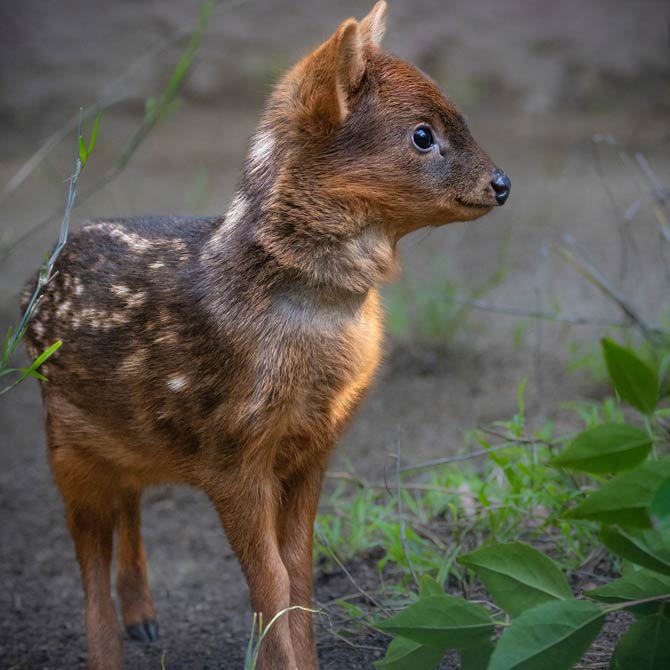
[[22, 3, 508, 669]]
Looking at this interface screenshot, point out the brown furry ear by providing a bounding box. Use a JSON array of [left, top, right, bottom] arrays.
[[360, 1, 387, 48], [297, 18, 365, 128]]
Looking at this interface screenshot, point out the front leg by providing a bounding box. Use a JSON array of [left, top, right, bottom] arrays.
[[277, 455, 329, 670], [208, 472, 297, 670]]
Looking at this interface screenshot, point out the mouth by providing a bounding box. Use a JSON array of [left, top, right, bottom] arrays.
[[455, 198, 494, 210]]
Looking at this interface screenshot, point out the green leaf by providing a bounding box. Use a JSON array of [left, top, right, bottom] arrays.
[[78, 135, 87, 165], [419, 575, 444, 599], [2, 325, 13, 368], [588, 567, 670, 617], [602, 338, 659, 414], [459, 542, 572, 618], [488, 599, 605, 670], [600, 527, 670, 575], [609, 614, 670, 669], [87, 111, 102, 155], [437, 544, 460, 587], [334, 599, 364, 619], [651, 479, 670, 526], [553, 423, 652, 474], [377, 594, 494, 650], [460, 639, 494, 670], [565, 458, 670, 528], [374, 636, 444, 670], [19, 368, 48, 382], [29, 340, 62, 373]]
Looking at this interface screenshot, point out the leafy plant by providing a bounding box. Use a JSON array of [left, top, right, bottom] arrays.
[[316, 380, 600, 585], [374, 338, 670, 669], [0, 111, 101, 396]]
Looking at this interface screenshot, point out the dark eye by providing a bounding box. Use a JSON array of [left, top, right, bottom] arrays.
[[412, 125, 434, 151]]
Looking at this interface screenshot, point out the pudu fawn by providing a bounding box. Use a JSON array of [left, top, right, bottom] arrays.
[[23, 2, 510, 668]]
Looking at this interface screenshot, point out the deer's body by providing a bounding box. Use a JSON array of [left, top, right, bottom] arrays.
[[36, 214, 382, 481], [23, 3, 509, 668]]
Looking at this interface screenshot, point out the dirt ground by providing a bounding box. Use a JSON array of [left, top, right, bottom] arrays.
[[1, 0, 669, 668]]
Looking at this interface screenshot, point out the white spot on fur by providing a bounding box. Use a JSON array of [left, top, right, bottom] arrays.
[[81, 222, 103, 232], [80, 307, 98, 326], [155, 331, 178, 345], [87, 223, 154, 252], [74, 278, 84, 296], [110, 312, 131, 326], [168, 240, 187, 253], [247, 130, 275, 175], [55, 300, 71, 319], [32, 320, 45, 337], [126, 291, 146, 309], [111, 285, 145, 309], [108, 227, 152, 251], [111, 284, 131, 298], [167, 374, 188, 392], [80, 306, 129, 330], [150, 261, 165, 270]]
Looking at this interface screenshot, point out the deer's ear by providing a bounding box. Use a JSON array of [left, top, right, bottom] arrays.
[[360, 1, 387, 48], [297, 18, 365, 128]]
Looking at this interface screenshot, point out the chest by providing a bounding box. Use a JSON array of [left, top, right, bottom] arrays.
[[231, 288, 384, 445]]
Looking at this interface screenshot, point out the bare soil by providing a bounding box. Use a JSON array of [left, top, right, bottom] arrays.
[[1, 0, 668, 667]]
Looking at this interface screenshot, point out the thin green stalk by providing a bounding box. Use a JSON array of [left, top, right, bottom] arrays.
[[0, 111, 92, 396]]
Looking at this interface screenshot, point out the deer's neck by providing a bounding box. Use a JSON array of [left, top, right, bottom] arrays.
[[206, 187, 396, 296]]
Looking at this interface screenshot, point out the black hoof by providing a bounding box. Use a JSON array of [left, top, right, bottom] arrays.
[[126, 620, 159, 642]]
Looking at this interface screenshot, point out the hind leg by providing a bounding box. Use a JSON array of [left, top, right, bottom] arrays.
[[51, 446, 124, 670], [66, 499, 122, 670], [47, 404, 124, 670], [116, 489, 158, 642]]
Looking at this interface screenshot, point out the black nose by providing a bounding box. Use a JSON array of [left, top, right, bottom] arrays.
[[491, 170, 511, 205]]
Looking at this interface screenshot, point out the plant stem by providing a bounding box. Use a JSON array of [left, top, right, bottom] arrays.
[[602, 593, 670, 613]]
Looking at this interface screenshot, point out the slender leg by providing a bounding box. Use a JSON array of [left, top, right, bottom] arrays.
[[277, 458, 327, 670], [47, 412, 124, 670], [209, 473, 296, 670], [65, 499, 123, 670], [116, 489, 158, 642]]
